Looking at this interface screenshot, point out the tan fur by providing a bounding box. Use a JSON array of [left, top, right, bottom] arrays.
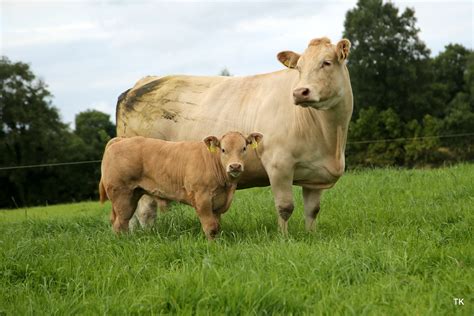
[[277, 51, 301, 69], [100, 132, 262, 239], [116, 36, 353, 234], [308, 37, 331, 47], [99, 180, 107, 203]]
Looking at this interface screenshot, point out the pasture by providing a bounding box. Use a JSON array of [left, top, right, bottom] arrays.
[[0, 165, 472, 315]]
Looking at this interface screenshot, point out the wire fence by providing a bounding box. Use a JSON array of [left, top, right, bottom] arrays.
[[1, 132, 473, 171]]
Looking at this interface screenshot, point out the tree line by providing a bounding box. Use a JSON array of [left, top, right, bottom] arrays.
[[344, 0, 473, 166], [1, 0, 472, 207], [0, 59, 115, 207]]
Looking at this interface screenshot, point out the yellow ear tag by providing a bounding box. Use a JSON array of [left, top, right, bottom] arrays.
[[251, 140, 258, 149], [209, 144, 217, 153]]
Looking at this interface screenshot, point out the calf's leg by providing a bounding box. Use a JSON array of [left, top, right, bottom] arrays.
[[194, 195, 220, 240], [110, 190, 141, 233]]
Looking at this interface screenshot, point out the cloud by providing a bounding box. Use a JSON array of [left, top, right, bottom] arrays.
[[4, 22, 112, 48], [1, 0, 472, 127], [90, 101, 115, 119], [400, 2, 473, 54]]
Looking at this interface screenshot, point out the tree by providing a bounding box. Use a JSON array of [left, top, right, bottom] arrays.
[[75, 109, 115, 158], [0, 56, 82, 207], [343, 0, 432, 121], [432, 44, 471, 107], [341, 0, 474, 167], [431, 45, 474, 159], [0, 57, 116, 207], [74, 109, 115, 199]]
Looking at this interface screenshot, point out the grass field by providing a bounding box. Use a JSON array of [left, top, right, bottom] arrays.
[[0, 165, 473, 315]]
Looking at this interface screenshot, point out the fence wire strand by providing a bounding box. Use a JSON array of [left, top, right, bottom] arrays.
[[346, 132, 474, 144], [0, 160, 102, 171], [0, 132, 473, 171]]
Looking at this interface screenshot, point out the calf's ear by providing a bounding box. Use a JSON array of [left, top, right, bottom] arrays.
[[203, 136, 220, 153], [277, 51, 300, 69], [336, 39, 351, 61], [246, 132, 263, 149]]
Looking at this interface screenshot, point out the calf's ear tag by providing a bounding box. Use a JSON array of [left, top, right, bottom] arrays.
[[251, 140, 258, 149], [209, 144, 217, 153]]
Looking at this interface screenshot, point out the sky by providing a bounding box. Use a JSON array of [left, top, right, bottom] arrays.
[[1, 0, 473, 127]]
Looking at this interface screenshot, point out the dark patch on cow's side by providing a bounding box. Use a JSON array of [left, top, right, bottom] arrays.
[[117, 88, 131, 105], [162, 109, 179, 122], [116, 88, 131, 125], [122, 77, 173, 112]]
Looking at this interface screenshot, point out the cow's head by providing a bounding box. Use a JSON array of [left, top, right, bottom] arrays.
[[204, 131, 263, 179], [277, 37, 351, 110]]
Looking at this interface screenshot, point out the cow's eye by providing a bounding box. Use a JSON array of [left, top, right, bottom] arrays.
[[243, 146, 246, 152], [221, 148, 225, 153], [322, 60, 332, 68]]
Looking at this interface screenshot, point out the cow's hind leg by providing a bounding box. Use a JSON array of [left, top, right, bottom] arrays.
[[130, 194, 158, 231], [303, 187, 323, 231]]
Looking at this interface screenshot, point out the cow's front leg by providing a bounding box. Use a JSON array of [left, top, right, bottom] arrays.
[[267, 166, 294, 235], [302, 187, 323, 231]]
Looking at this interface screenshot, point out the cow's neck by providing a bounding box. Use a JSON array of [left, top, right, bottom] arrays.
[[293, 86, 353, 173]]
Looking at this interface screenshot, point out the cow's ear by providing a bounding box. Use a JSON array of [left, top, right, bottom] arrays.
[[277, 51, 300, 69], [203, 136, 220, 153], [246, 132, 263, 149], [336, 39, 351, 61]]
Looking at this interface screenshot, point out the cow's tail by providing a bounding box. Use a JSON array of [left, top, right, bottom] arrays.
[[99, 137, 125, 204], [99, 179, 108, 204]]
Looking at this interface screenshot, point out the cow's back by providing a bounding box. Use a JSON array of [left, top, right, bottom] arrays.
[[116, 75, 230, 139], [116, 71, 295, 139]]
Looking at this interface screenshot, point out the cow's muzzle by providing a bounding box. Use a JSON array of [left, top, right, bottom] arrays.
[[293, 87, 311, 104]]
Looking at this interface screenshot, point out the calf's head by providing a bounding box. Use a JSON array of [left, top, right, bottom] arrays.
[[204, 131, 263, 179], [277, 37, 351, 110]]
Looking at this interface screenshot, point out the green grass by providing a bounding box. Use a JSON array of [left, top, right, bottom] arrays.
[[0, 165, 473, 315]]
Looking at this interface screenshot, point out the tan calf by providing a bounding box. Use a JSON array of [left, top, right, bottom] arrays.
[[99, 131, 263, 239]]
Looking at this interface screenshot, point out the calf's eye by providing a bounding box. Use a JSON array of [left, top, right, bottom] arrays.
[[222, 148, 225, 153], [243, 147, 246, 152]]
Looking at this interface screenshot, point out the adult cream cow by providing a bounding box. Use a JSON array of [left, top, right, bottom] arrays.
[[116, 37, 353, 234]]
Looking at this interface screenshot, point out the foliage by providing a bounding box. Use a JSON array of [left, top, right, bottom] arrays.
[[344, 0, 473, 168], [343, 0, 432, 121], [0, 166, 472, 314], [0, 57, 73, 206], [74, 110, 115, 198], [75, 110, 115, 156], [0, 57, 114, 208]]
